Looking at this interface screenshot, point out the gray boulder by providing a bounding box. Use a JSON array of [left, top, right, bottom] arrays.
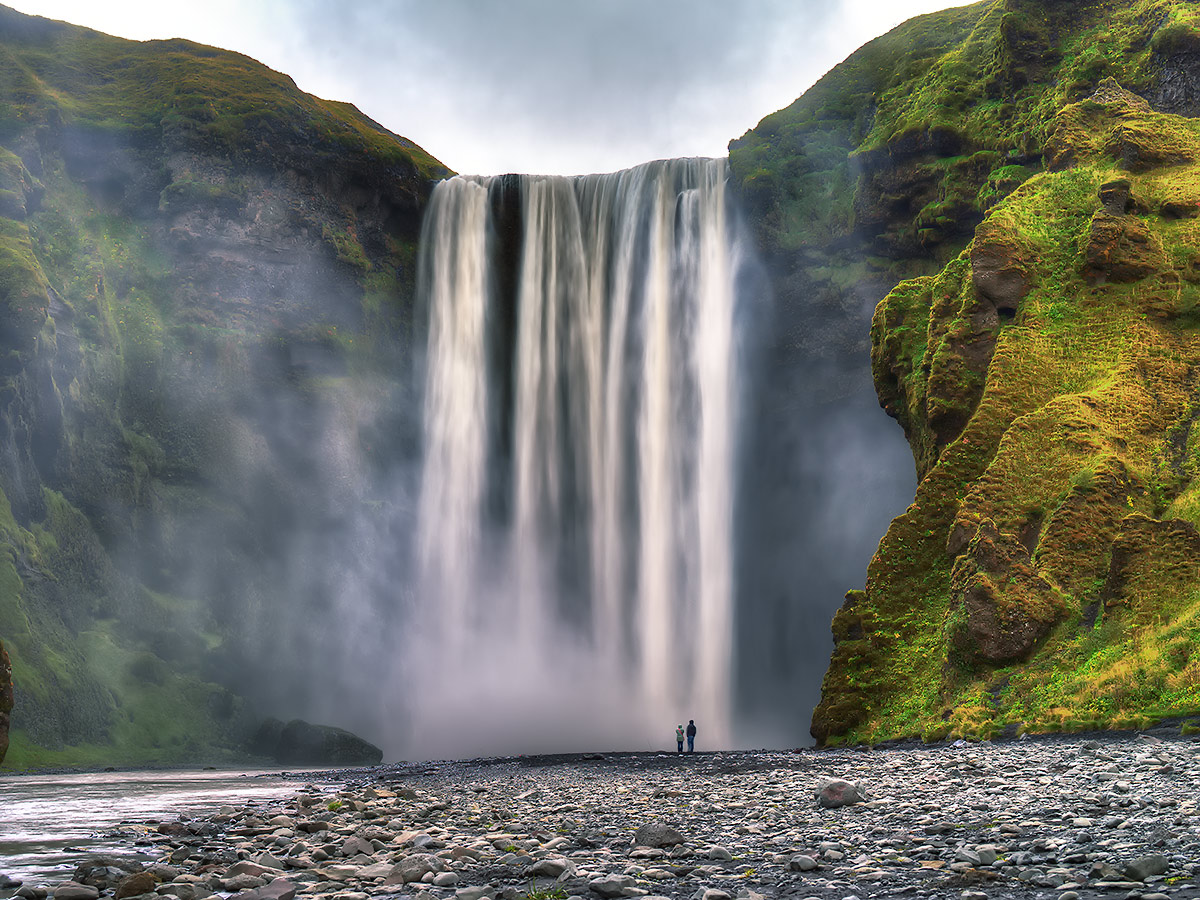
[[633, 822, 684, 848], [52, 884, 99, 900], [392, 854, 441, 884], [589, 875, 636, 897], [232, 878, 296, 900], [1125, 854, 1169, 881], [815, 777, 868, 809]]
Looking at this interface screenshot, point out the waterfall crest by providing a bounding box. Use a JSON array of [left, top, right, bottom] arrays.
[[413, 158, 740, 757]]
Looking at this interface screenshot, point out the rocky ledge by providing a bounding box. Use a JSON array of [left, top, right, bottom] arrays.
[[4, 735, 1200, 900]]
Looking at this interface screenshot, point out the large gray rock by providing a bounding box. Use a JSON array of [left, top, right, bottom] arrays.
[[589, 875, 636, 898], [231, 878, 296, 900], [390, 854, 441, 884], [221, 874, 265, 892], [815, 777, 868, 809], [633, 823, 684, 848], [527, 858, 571, 878], [249, 718, 383, 766], [52, 884, 99, 900], [340, 836, 374, 857], [1124, 854, 1169, 881]]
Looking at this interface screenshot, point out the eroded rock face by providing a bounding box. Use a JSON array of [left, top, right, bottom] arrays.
[[949, 520, 1066, 666], [0, 640, 11, 764], [971, 226, 1033, 319], [1102, 515, 1200, 613], [1085, 212, 1168, 285]]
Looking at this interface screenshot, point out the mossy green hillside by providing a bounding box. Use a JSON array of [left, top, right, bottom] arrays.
[[0, 8, 444, 178], [0, 4, 449, 766], [729, 0, 1200, 376], [813, 82, 1200, 745]]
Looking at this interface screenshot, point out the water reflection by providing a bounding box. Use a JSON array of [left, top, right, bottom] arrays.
[[0, 770, 319, 887]]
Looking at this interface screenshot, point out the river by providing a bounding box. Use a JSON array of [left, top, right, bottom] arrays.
[[0, 769, 329, 888]]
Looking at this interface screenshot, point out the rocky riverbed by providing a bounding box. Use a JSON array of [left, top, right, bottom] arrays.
[[3, 734, 1199, 900]]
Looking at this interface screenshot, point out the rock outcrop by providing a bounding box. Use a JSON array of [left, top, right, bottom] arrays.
[[0, 639, 11, 764], [249, 717, 383, 767], [948, 520, 1066, 665]]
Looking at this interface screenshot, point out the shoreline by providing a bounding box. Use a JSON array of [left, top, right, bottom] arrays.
[[3, 733, 1198, 900], [6, 715, 1199, 778]]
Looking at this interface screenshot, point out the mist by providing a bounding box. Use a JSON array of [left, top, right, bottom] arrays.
[[147, 162, 915, 760], [0, 1, 930, 762]]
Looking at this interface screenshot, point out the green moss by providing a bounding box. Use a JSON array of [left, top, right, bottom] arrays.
[[0, 217, 50, 351], [816, 88, 1200, 745], [0, 9, 447, 180], [730, 0, 1200, 379], [159, 178, 247, 215]]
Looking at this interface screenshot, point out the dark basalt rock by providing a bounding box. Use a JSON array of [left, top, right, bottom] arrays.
[[0, 640, 11, 764], [1084, 212, 1167, 285], [249, 716, 383, 767], [948, 520, 1066, 666]]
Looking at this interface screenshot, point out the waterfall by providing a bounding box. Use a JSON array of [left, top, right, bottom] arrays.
[[412, 158, 739, 758]]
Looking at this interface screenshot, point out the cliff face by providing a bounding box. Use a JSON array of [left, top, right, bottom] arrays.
[[744, 0, 1200, 744], [0, 5, 447, 766], [8, 0, 1200, 764], [0, 639, 11, 763]]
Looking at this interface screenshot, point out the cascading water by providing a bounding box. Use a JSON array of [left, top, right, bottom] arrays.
[[412, 158, 742, 758]]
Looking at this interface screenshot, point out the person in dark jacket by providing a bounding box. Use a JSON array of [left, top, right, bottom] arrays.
[[686, 719, 697, 753]]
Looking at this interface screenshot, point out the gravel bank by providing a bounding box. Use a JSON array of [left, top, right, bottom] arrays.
[[6, 734, 1199, 900]]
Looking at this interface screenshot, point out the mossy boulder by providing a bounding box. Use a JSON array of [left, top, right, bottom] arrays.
[[1084, 211, 1168, 285], [948, 519, 1067, 665]]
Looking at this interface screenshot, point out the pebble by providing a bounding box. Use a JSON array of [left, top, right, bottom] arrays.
[[11, 734, 1200, 900]]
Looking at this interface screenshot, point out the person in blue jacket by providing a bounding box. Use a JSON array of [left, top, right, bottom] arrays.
[[686, 719, 697, 753]]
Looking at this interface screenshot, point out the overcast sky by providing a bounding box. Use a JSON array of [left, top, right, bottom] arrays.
[[10, 0, 960, 175]]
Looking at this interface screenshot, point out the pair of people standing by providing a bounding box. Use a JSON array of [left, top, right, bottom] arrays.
[[675, 720, 697, 753]]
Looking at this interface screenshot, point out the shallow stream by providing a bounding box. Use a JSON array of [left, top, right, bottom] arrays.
[[0, 769, 315, 888]]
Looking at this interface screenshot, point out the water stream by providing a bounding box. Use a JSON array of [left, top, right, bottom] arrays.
[[0, 770, 310, 887]]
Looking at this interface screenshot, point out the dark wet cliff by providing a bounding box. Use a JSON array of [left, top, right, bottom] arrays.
[[0, 4, 448, 766]]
